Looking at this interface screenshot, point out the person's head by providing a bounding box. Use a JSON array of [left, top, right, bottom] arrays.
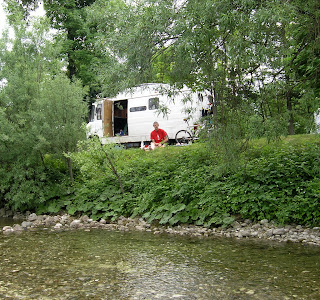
[[153, 121, 159, 131]]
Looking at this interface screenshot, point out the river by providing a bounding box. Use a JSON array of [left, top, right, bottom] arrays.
[[0, 220, 320, 299]]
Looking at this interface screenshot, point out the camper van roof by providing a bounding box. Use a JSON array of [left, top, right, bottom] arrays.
[[105, 83, 191, 101]]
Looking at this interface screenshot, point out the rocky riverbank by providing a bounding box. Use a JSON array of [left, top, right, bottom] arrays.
[[1, 210, 320, 246]]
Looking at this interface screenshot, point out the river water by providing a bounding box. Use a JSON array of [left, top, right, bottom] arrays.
[[0, 224, 320, 299]]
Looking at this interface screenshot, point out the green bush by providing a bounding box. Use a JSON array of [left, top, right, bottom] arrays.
[[11, 135, 320, 227]]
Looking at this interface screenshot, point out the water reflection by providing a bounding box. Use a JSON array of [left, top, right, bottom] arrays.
[[0, 229, 319, 299], [0, 217, 23, 227]]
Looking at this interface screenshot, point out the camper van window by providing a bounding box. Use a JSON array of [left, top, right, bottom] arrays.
[[129, 106, 147, 112], [148, 97, 159, 110], [96, 104, 102, 120]]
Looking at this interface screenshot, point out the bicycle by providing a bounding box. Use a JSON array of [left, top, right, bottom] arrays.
[[175, 119, 200, 144]]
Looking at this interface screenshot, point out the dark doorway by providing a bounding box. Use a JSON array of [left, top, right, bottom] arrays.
[[114, 100, 128, 136]]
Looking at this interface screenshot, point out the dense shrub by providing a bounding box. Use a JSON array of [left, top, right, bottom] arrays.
[[8, 135, 320, 227], [0, 155, 71, 212]]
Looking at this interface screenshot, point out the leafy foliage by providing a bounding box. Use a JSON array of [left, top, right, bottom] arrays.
[[1, 1, 320, 228], [84, 0, 320, 137], [0, 17, 88, 210], [31, 136, 320, 227]]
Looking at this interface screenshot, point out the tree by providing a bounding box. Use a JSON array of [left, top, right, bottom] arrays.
[[0, 16, 87, 210], [82, 0, 320, 171], [4, 0, 103, 99], [44, 0, 96, 85], [85, 0, 178, 96], [97, 0, 319, 136], [32, 74, 88, 184], [0, 17, 62, 167]]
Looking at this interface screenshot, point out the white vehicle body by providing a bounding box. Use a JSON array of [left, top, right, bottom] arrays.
[[87, 83, 210, 146]]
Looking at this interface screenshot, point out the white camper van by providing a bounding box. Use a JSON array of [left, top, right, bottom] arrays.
[[87, 83, 210, 147]]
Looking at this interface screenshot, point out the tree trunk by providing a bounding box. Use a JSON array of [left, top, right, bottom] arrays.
[[100, 145, 125, 194], [287, 91, 295, 135], [66, 156, 74, 186], [67, 29, 77, 80]]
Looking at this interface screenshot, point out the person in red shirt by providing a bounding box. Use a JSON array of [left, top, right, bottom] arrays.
[[150, 121, 168, 149]]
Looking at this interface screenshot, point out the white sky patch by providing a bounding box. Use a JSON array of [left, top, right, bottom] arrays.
[[0, 0, 8, 35], [0, 1, 47, 89], [30, 1, 45, 18]]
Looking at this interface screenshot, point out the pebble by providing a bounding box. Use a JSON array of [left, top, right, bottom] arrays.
[[273, 228, 286, 235], [21, 221, 33, 228], [27, 213, 37, 222], [1, 213, 320, 247], [12, 224, 23, 231], [70, 220, 81, 228], [53, 223, 63, 229], [2, 226, 13, 232]]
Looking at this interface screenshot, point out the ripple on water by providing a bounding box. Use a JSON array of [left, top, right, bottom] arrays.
[[0, 229, 320, 299]]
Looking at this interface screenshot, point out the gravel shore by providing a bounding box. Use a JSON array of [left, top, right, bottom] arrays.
[[1, 211, 320, 246]]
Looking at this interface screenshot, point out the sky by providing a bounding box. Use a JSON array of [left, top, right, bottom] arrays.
[[0, 0, 8, 34]]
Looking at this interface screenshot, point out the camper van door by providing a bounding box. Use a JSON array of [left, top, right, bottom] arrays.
[[103, 99, 113, 137]]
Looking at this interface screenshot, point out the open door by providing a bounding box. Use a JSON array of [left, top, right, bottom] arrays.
[[113, 100, 128, 136], [103, 99, 113, 137]]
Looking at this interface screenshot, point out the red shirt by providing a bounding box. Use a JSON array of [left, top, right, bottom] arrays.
[[151, 128, 168, 143]]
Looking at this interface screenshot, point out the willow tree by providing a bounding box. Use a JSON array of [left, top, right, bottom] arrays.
[[31, 75, 88, 185], [0, 16, 87, 210], [84, 0, 181, 96], [242, 0, 320, 135], [158, 0, 320, 136], [4, 0, 103, 99], [86, 0, 319, 136]]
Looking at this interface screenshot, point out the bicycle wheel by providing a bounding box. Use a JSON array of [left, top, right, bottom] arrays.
[[175, 130, 193, 144]]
